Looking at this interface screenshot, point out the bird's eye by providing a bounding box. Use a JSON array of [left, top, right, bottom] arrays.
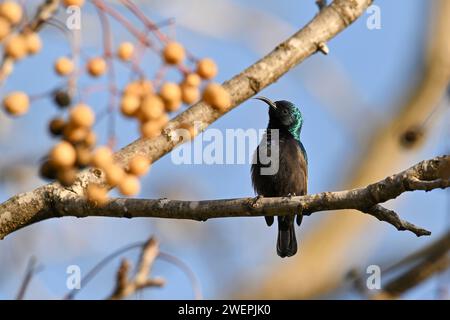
[[282, 109, 288, 114]]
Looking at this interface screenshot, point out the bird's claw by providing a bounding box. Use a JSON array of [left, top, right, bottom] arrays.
[[250, 195, 264, 209], [296, 213, 303, 226], [296, 205, 303, 226]]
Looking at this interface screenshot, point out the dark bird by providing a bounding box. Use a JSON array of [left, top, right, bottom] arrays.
[[251, 97, 308, 258]]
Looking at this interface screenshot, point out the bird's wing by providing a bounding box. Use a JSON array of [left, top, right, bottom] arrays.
[[298, 140, 308, 165]]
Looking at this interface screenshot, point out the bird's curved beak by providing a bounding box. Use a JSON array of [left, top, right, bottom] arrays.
[[254, 96, 277, 109]]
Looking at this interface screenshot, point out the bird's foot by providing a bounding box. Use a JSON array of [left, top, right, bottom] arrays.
[[296, 206, 303, 226], [250, 195, 264, 209]]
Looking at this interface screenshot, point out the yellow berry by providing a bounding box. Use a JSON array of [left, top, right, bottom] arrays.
[[49, 141, 77, 168], [165, 99, 181, 112], [5, 35, 27, 60], [159, 82, 181, 112], [124, 80, 153, 97], [140, 121, 162, 139], [3, 91, 29, 116], [117, 42, 134, 61], [84, 130, 97, 148], [181, 84, 200, 105], [203, 83, 230, 111], [0, 1, 23, 25], [49, 117, 66, 136], [128, 155, 150, 176], [196, 58, 217, 79], [57, 167, 77, 187], [0, 17, 11, 41], [162, 41, 185, 65], [104, 163, 125, 186], [91, 146, 113, 169], [118, 174, 140, 196], [69, 104, 95, 127], [86, 184, 108, 206], [39, 160, 57, 181], [155, 113, 169, 128], [55, 57, 74, 76], [63, 0, 85, 7], [160, 82, 181, 102], [24, 32, 42, 55], [139, 94, 164, 121], [87, 57, 107, 77], [75, 146, 91, 167], [156, 113, 170, 128], [183, 73, 201, 87], [120, 94, 140, 117], [63, 123, 89, 144]]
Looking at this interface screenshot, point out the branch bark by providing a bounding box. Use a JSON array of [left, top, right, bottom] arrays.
[[0, 0, 374, 239], [2, 156, 448, 240]]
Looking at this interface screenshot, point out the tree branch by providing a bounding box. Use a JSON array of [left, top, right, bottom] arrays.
[[0, 0, 374, 240], [3, 156, 447, 239]]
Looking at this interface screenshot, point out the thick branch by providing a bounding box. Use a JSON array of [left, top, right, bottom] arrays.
[[5, 156, 446, 239], [0, 0, 374, 239]]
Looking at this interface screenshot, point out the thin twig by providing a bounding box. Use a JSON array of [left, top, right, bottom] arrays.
[[108, 237, 164, 300], [16, 256, 43, 300]]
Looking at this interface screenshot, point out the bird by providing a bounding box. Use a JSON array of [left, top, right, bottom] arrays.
[[251, 97, 308, 258]]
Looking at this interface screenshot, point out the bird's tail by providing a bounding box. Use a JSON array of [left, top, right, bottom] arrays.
[[277, 215, 297, 258]]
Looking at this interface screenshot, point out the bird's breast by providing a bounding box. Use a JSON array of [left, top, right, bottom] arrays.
[[251, 134, 308, 197]]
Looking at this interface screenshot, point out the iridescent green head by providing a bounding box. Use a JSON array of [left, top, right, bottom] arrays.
[[255, 97, 304, 140]]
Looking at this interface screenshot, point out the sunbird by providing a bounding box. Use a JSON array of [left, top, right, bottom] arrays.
[[251, 97, 308, 258]]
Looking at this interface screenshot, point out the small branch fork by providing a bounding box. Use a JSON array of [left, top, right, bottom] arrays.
[[108, 237, 165, 300]]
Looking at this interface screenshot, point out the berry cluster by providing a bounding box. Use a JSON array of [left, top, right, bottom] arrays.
[[1, 1, 231, 205]]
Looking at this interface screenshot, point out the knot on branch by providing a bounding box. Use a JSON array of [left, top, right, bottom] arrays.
[[316, 42, 330, 55], [247, 76, 262, 94], [316, 0, 328, 11], [330, 0, 360, 27], [365, 182, 383, 204], [413, 155, 450, 180]]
